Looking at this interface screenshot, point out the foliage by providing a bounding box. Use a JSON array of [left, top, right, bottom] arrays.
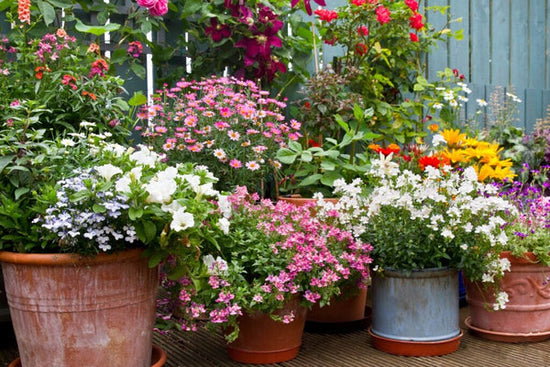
[[157, 186, 373, 341], [275, 105, 379, 197], [291, 65, 364, 141], [139, 76, 301, 194], [0, 10, 139, 141], [150, 0, 315, 92], [312, 0, 461, 144], [32, 137, 221, 260]]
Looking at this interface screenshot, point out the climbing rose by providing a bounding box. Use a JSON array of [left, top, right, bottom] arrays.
[[375, 6, 391, 24]]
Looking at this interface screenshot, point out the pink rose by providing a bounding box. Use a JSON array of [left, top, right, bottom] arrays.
[[136, 0, 157, 8], [149, 0, 168, 16]]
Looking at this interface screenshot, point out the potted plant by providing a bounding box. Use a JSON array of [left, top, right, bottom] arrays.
[[157, 186, 373, 363], [276, 105, 378, 200], [0, 115, 222, 367], [464, 168, 550, 342], [138, 75, 302, 195], [329, 148, 515, 356]]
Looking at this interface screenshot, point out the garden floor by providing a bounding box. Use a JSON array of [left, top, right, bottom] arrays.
[[2, 301, 550, 366]]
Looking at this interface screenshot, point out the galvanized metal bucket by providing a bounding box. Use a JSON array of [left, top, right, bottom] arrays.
[[371, 267, 460, 342]]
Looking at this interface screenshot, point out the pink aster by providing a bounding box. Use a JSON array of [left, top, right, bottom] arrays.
[[246, 161, 261, 171], [229, 159, 242, 169]]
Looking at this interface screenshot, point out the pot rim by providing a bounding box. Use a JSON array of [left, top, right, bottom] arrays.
[[0, 248, 145, 266]]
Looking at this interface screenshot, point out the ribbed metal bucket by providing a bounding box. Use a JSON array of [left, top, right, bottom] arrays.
[[371, 267, 460, 342]]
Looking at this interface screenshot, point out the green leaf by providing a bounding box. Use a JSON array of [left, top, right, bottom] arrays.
[[353, 104, 364, 122], [276, 148, 297, 164], [300, 150, 313, 162], [109, 48, 127, 64], [0, 156, 13, 174], [297, 174, 322, 187], [14, 187, 29, 200], [128, 207, 143, 220], [320, 171, 343, 186], [93, 203, 106, 213], [47, 0, 74, 8], [129, 92, 148, 107], [75, 19, 121, 36], [130, 63, 146, 79], [320, 161, 336, 171], [36, 0, 56, 26], [288, 140, 303, 152]]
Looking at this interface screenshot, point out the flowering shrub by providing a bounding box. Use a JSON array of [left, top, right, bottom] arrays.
[[323, 154, 516, 310], [139, 76, 302, 193], [311, 0, 461, 144], [0, 12, 135, 141], [33, 138, 221, 258], [157, 186, 373, 340]]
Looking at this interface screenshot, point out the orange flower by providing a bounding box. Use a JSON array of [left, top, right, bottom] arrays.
[[428, 123, 439, 132], [17, 0, 31, 25], [34, 66, 50, 79], [82, 91, 97, 101], [92, 58, 109, 71], [368, 143, 382, 153], [56, 28, 68, 38], [88, 43, 100, 54]]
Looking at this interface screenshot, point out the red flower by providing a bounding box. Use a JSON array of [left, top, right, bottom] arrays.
[[375, 6, 391, 24], [205, 18, 231, 42], [409, 32, 419, 42], [355, 43, 367, 56], [34, 66, 50, 80], [308, 139, 321, 147], [409, 12, 424, 30], [402, 155, 412, 162], [351, 0, 367, 6], [324, 36, 338, 45], [452, 68, 459, 77], [304, 101, 311, 109], [405, 0, 418, 12], [418, 155, 441, 170], [314, 8, 338, 22], [357, 25, 369, 36]]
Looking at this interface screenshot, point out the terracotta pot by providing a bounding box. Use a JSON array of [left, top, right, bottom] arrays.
[[0, 248, 159, 367], [465, 251, 550, 342], [8, 345, 167, 367], [226, 295, 307, 364], [307, 287, 367, 323]]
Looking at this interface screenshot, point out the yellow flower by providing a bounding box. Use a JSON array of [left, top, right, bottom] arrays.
[[463, 137, 480, 147], [441, 148, 467, 164], [492, 165, 516, 181], [441, 129, 466, 148], [475, 164, 495, 182]]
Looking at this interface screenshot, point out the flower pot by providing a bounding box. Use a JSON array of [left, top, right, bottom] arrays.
[[369, 267, 462, 356], [226, 295, 307, 364], [8, 344, 167, 367], [306, 287, 368, 332], [0, 248, 159, 367], [464, 251, 550, 342], [0, 265, 10, 323]]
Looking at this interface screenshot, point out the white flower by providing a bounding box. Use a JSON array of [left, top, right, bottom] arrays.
[[441, 228, 455, 239], [162, 201, 184, 214], [218, 217, 230, 235], [432, 134, 446, 147], [195, 182, 217, 197], [371, 152, 399, 178], [79, 121, 96, 128], [443, 90, 454, 101], [203, 254, 228, 275], [60, 138, 75, 147], [104, 143, 128, 157], [493, 291, 509, 310], [433, 102, 443, 110], [170, 209, 195, 232], [96, 164, 122, 181], [450, 99, 458, 108], [218, 194, 232, 218], [146, 177, 177, 203], [476, 98, 488, 107], [499, 258, 511, 272], [130, 145, 161, 167]]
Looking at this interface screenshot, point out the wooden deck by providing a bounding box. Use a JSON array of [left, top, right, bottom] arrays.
[[2, 304, 550, 367]]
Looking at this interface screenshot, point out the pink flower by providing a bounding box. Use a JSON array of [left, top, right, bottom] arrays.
[[357, 25, 369, 37], [148, 0, 168, 16], [136, 0, 156, 8], [229, 159, 242, 169], [405, 0, 419, 12], [246, 161, 261, 171], [409, 12, 424, 30], [314, 9, 338, 23], [205, 18, 231, 42]]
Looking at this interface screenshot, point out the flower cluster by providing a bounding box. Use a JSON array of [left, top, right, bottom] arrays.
[[433, 128, 516, 181], [139, 76, 302, 193], [0, 20, 132, 142], [323, 155, 516, 308], [136, 0, 169, 16], [35, 141, 221, 256], [157, 186, 373, 340], [496, 180, 550, 267]]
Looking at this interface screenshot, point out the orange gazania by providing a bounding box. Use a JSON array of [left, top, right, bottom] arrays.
[[82, 91, 97, 101]]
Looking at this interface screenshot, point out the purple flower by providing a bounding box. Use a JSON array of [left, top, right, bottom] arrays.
[[205, 18, 231, 42]]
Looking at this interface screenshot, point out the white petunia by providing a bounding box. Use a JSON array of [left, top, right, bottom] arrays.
[[130, 145, 161, 167], [218, 217, 230, 235], [145, 178, 177, 203], [432, 134, 446, 147], [96, 164, 123, 181], [170, 209, 195, 232]]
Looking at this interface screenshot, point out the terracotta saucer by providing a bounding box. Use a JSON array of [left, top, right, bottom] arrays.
[[368, 327, 463, 356], [465, 316, 550, 343]]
